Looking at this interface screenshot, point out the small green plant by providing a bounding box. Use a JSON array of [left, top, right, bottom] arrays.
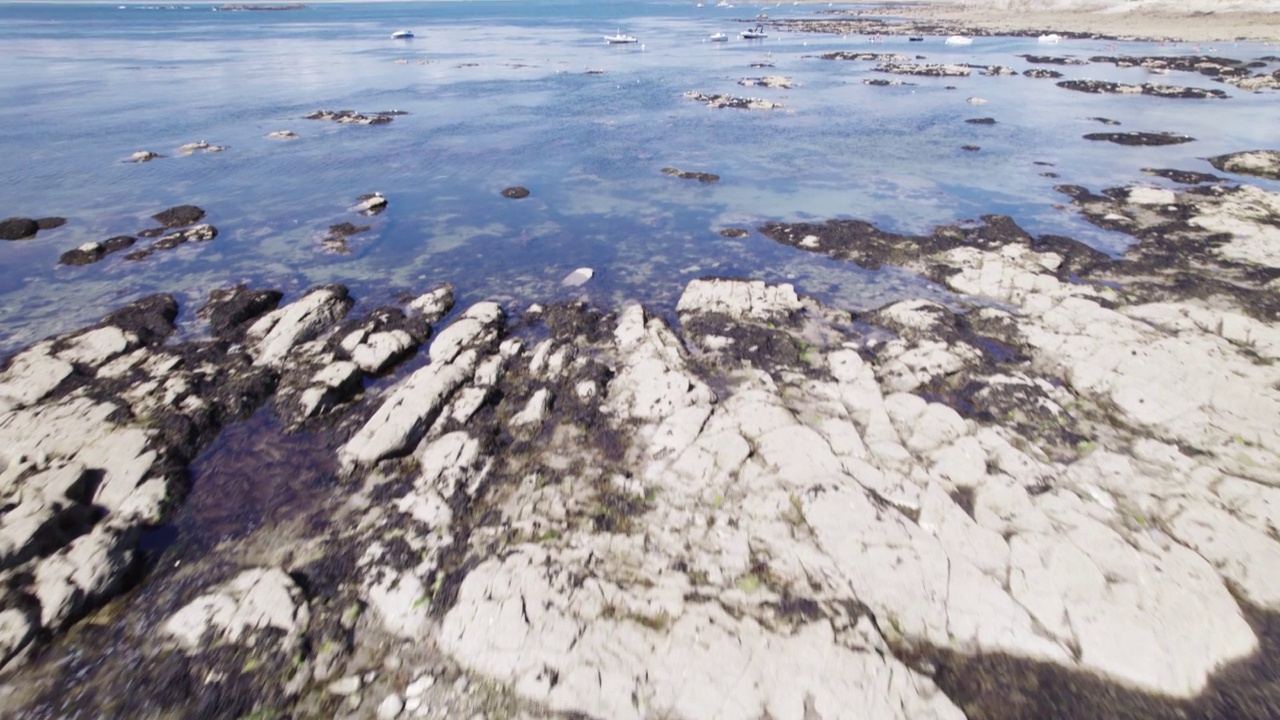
[[737, 574, 761, 592]]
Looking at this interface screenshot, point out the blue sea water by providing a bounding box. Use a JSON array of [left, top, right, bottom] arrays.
[[2, 0, 1278, 353]]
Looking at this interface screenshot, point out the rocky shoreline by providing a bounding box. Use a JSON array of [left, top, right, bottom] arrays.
[[3, 145, 1280, 718]]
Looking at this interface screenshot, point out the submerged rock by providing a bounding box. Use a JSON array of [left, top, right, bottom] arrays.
[[321, 222, 371, 253], [265, 129, 298, 139], [177, 140, 228, 155], [965, 117, 996, 125], [1022, 68, 1062, 79], [561, 267, 594, 287], [1018, 54, 1088, 65], [125, 223, 218, 260], [500, 186, 529, 199], [353, 192, 388, 216], [128, 150, 164, 163], [738, 75, 793, 89], [1142, 167, 1227, 184], [1208, 150, 1280, 180]]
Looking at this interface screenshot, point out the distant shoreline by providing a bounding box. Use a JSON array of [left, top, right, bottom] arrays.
[[794, 0, 1280, 43]]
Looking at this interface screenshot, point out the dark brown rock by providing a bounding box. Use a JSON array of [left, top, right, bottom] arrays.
[[501, 187, 530, 199], [151, 205, 206, 228], [662, 168, 720, 183], [199, 285, 284, 340], [1083, 132, 1194, 146], [0, 217, 39, 241], [102, 294, 180, 345], [1142, 168, 1227, 185]]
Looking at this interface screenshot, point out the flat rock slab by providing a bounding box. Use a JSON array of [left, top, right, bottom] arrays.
[[661, 167, 719, 183], [1208, 150, 1280, 180], [1058, 79, 1228, 99], [1142, 167, 1227, 184], [682, 91, 782, 110], [1084, 131, 1195, 146]]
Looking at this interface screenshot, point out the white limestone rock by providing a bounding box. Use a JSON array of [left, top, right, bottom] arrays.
[[0, 345, 74, 408], [163, 567, 310, 651], [427, 302, 504, 365], [677, 278, 802, 321], [351, 329, 416, 374], [407, 284, 456, 323], [248, 287, 351, 368]]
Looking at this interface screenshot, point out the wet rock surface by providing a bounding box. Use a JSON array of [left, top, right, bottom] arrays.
[[1209, 150, 1280, 180], [7, 176, 1280, 716], [738, 75, 792, 89], [1142, 167, 1227, 184], [124, 223, 218, 260], [501, 186, 530, 199], [305, 109, 402, 125], [151, 205, 206, 228], [0, 218, 40, 241], [661, 167, 720, 183], [322, 222, 371, 253], [682, 91, 782, 110], [1088, 54, 1257, 81], [58, 236, 137, 266], [1019, 54, 1089, 65], [1083, 131, 1195, 146], [1022, 67, 1063, 79], [877, 63, 970, 77], [814, 51, 911, 62], [1057, 79, 1228, 99]]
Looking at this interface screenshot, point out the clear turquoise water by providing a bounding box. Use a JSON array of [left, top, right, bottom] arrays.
[[2, 1, 1278, 352]]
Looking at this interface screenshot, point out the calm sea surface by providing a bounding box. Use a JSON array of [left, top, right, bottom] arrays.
[[2, 0, 1278, 352]]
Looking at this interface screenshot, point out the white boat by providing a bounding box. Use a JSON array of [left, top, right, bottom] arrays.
[[945, 35, 973, 45], [391, 30, 414, 39], [604, 29, 638, 44], [716, 0, 733, 7], [1038, 33, 1062, 44], [740, 24, 767, 39], [709, 32, 728, 42]]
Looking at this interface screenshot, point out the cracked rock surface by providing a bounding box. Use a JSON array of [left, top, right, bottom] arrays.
[[6, 171, 1280, 720]]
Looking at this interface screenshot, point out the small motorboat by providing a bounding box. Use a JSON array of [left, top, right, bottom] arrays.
[[908, 36, 924, 42], [1038, 33, 1062, 44], [709, 32, 728, 42], [390, 30, 414, 39], [945, 35, 973, 45], [740, 24, 767, 39], [604, 29, 638, 44]]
